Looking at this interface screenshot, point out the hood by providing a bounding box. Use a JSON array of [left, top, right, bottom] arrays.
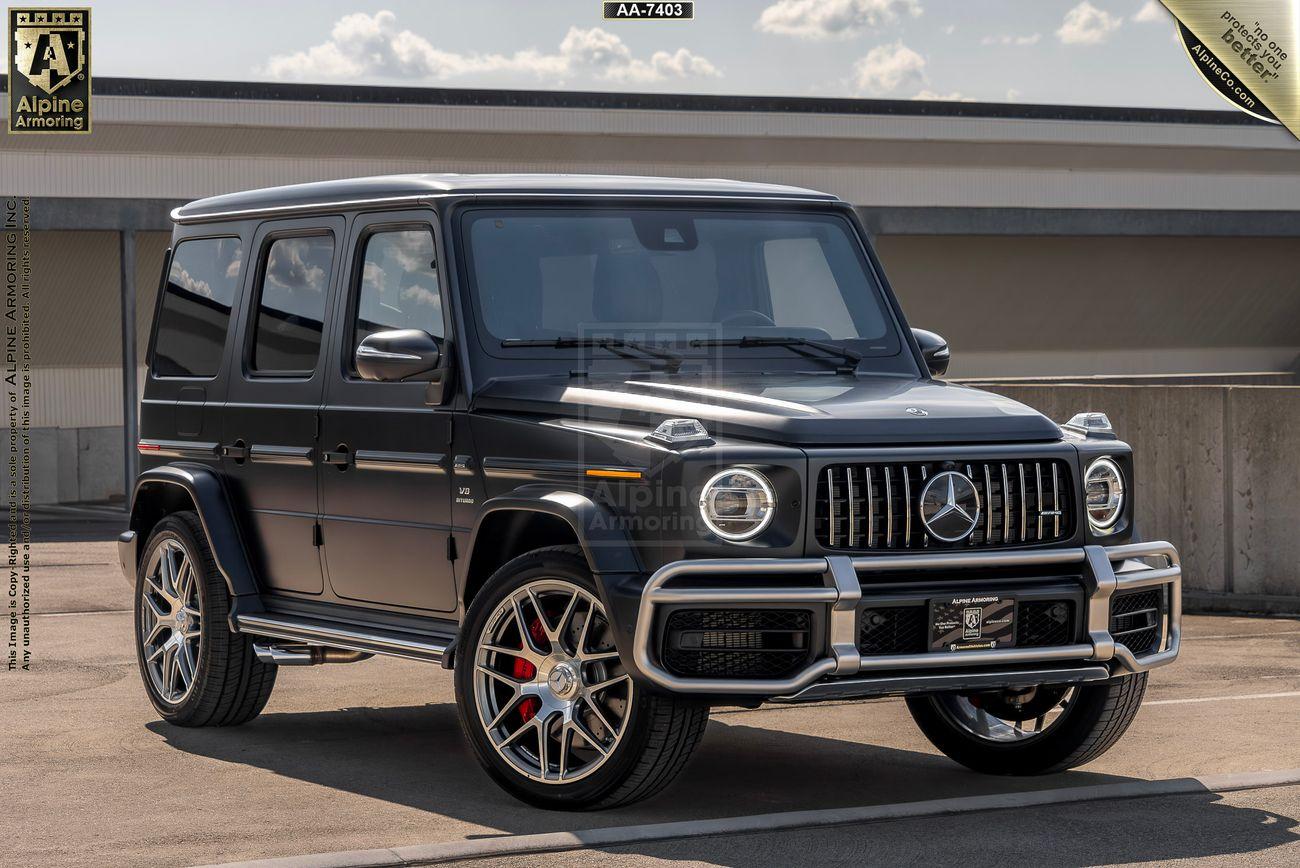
[[474, 373, 1062, 445]]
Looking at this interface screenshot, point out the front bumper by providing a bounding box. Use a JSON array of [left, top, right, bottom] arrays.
[[631, 541, 1180, 701]]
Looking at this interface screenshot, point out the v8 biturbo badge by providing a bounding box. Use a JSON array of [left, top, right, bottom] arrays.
[[8, 7, 91, 133]]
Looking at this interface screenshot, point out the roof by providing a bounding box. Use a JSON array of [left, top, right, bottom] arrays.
[[172, 173, 839, 222], [39, 75, 1267, 127]]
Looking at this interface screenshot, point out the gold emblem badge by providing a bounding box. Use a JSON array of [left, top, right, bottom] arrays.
[[1161, 1, 1296, 138], [8, 7, 91, 133]]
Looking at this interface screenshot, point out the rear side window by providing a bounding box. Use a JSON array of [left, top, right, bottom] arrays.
[[251, 235, 335, 375], [152, 237, 245, 378]]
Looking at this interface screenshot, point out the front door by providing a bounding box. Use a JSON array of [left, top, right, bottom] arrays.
[[224, 217, 346, 596], [318, 211, 457, 613]]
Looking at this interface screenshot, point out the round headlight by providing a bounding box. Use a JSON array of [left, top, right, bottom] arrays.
[[699, 468, 775, 541], [1084, 457, 1125, 531]]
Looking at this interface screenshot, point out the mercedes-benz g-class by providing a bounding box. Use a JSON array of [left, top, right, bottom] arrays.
[[120, 174, 1180, 809]]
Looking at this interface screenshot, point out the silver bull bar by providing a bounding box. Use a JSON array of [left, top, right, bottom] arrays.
[[631, 541, 1181, 696]]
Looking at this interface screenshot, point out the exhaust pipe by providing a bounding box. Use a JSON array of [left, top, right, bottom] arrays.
[[253, 643, 374, 666]]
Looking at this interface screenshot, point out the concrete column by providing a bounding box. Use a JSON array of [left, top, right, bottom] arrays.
[[120, 229, 137, 507]]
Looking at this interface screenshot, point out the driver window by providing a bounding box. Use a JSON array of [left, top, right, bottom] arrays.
[[351, 228, 443, 364]]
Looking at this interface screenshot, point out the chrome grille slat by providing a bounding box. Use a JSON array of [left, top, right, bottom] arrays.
[[1019, 463, 1027, 543], [827, 467, 837, 548], [1052, 463, 1061, 537], [902, 466, 912, 548], [1001, 463, 1011, 544], [865, 466, 874, 549], [817, 458, 1071, 552], [884, 467, 894, 548], [846, 467, 857, 549], [1036, 462, 1043, 542]]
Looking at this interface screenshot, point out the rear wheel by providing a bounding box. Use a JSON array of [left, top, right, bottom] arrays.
[[455, 547, 709, 809], [906, 674, 1147, 775], [134, 512, 277, 726]]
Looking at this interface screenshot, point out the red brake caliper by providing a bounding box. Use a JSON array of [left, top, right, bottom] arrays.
[[514, 617, 549, 723]]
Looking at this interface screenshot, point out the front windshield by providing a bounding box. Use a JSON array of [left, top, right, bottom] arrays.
[[462, 208, 903, 365]]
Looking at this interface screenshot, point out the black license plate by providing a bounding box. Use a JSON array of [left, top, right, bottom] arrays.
[[930, 595, 1016, 652]]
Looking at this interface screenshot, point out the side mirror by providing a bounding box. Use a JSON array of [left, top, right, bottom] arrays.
[[355, 329, 442, 382], [911, 328, 950, 377]]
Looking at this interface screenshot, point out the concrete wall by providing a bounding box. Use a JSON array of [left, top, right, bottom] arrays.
[[1, 426, 123, 506], [982, 383, 1300, 606]]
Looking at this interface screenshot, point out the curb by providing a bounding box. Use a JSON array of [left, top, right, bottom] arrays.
[[194, 767, 1300, 868]]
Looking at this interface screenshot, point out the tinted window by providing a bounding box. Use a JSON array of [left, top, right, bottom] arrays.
[[464, 210, 896, 355], [152, 237, 244, 378], [251, 235, 334, 375], [352, 229, 442, 359]]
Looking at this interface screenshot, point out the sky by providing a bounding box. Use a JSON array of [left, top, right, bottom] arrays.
[[78, 0, 1227, 110]]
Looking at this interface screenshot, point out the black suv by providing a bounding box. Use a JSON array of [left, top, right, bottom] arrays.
[[120, 174, 1181, 809]]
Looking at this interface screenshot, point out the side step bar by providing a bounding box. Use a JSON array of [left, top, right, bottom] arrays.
[[236, 613, 452, 664]]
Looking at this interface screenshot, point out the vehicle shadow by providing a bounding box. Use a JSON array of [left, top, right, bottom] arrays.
[[143, 699, 1295, 864]]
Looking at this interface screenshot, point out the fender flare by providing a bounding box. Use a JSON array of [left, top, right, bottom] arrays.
[[127, 464, 261, 605], [466, 488, 643, 578]]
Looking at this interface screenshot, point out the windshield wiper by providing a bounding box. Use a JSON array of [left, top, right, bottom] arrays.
[[688, 336, 863, 371], [501, 336, 683, 372]]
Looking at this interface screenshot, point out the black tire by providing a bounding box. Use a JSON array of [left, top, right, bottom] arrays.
[[134, 511, 277, 726], [906, 673, 1147, 775], [455, 546, 709, 810]]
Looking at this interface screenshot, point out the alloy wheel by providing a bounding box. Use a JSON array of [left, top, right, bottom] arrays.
[[139, 538, 202, 705], [934, 685, 1076, 743], [473, 579, 632, 784]]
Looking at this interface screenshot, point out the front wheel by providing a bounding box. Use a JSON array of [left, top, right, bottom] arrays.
[[455, 547, 709, 809], [906, 673, 1147, 775]]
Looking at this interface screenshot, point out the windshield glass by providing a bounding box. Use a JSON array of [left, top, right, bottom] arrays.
[[461, 208, 903, 364]]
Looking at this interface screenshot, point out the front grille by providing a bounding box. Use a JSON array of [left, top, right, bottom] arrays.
[[858, 605, 928, 654], [1110, 588, 1163, 655], [1017, 600, 1075, 647], [816, 459, 1073, 551], [661, 609, 812, 679]]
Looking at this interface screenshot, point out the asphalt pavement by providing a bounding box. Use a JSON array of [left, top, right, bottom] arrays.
[[5, 512, 1299, 867]]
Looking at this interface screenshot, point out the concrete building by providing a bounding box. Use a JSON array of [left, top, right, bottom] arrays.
[[4, 76, 1300, 507]]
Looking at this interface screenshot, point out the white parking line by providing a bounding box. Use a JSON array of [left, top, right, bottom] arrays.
[[1145, 690, 1300, 706], [1188, 630, 1300, 640], [195, 768, 1300, 868], [35, 609, 130, 617]]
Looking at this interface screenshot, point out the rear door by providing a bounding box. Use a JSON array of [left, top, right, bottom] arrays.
[[318, 211, 457, 613], [223, 216, 345, 596]]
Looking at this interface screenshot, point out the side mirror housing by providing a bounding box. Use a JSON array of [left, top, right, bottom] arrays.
[[911, 328, 950, 377], [355, 329, 442, 382]]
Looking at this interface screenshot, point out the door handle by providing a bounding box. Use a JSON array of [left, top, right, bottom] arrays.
[[322, 446, 352, 468]]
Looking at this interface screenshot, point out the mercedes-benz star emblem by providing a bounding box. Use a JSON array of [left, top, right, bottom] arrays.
[[919, 471, 981, 542]]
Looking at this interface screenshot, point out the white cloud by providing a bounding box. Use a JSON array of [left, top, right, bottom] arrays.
[[262, 11, 719, 83], [913, 89, 975, 102], [944, 24, 955, 35], [852, 41, 926, 94], [1005, 88, 1022, 101], [756, 0, 922, 41], [1057, 2, 1123, 44], [1134, 1, 1168, 23], [981, 33, 1042, 46]]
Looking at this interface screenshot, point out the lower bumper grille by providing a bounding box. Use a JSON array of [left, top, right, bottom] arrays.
[[1110, 588, 1163, 655], [1018, 600, 1075, 647], [856, 599, 1076, 654], [661, 609, 812, 679]]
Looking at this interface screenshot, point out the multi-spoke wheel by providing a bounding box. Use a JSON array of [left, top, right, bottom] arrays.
[[456, 546, 709, 809], [907, 674, 1148, 775], [140, 538, 203, 705], [133, 512, 277, 726]]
